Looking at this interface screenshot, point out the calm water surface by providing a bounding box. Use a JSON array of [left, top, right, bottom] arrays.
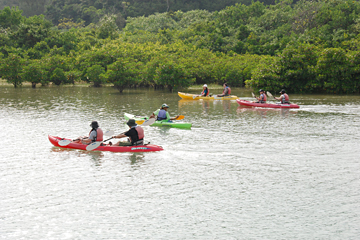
[[0, 86, 359, 239]]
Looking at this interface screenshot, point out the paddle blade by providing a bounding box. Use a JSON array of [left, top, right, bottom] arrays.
[[252, 92, 256, 98], [86, 142, 101, 151], [267, 91, 274, 98], [141, 118, 155, 126], [104, 130, 114, 136], [175, 115, 185, 120], [58, 139, 71, 146], [135, 119, 145, 125]]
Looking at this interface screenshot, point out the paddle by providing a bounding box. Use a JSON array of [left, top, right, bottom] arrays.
[[267, 91, 276, 99], [252, 92, 256, 99], [86, 118, 156, 151], [58, 130, 114, 146], [136, 118, 156, 125], [175, 115, 185, 120]]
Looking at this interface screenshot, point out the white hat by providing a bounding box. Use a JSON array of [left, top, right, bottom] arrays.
[[203, 84, 207, 87]]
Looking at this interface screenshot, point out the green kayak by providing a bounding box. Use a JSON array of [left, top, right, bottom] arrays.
[[124, 113, 192, 129]]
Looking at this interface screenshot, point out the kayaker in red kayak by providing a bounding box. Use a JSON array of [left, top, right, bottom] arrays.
[[73, 121, 103, 144], [217, 83, 231, 97], [150, 103, 179, 122], [109, 119, 144, 146], [274, 89, 290, 104], [254, 89, 267, 103]]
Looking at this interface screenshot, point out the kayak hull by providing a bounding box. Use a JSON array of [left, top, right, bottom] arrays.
[[48, 135, 163, 152], [236, 99, 300, 109], [178, 92, 238, 100], [124, 113, 192, 129]]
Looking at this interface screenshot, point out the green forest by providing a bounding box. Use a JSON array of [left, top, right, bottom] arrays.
[[1, 0, 360, 93]]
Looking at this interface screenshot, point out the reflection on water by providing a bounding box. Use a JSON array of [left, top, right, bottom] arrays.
[[1, 86, 360, 239]]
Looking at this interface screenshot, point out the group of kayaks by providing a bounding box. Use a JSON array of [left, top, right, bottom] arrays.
[[178, 92, 300, 109], [50, 90, 299, 153]]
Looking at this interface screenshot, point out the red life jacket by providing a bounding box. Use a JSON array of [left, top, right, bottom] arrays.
[[89, 128, 103, 141], [283, 93, 289, 101], [135, 126, 144, 140], [223, 87, 231, 95], [260, 93, 267, 102], [201, 88, 209, 96]]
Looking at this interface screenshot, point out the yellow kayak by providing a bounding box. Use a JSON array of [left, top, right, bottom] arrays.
[[178, 92, 238, 100]]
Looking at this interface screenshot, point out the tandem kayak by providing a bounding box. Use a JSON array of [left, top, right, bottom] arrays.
[[236, 99, 300, 109], [124, 113, 192, 129], [48, 135, 163, 152], [178, 92, 238, 100]]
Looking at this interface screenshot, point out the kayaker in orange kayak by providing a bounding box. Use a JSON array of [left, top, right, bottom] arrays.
[[254, 89, 267, 103], [73, 121, 103, 144], [217, 83, 231, 97], [150, 103, 179, 121], [109, 119, 144, 146], [274, 89, 290, 104]]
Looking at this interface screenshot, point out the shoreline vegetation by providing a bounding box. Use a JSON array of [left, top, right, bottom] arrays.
[[1, 0, 360, 94]]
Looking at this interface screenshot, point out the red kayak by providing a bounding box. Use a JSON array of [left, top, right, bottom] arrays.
[[236, 99, 300, 108], [48, 135, 164, 152]]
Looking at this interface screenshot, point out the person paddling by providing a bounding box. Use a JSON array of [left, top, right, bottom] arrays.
[[73, 121, 103, 144], [200, 84, 209, 97], [150, 103, 179, 122], [110, 119, 144, 146], [275, 89, 290, 104], [254, 89, 267, 103], [217, 83, 231, 97]]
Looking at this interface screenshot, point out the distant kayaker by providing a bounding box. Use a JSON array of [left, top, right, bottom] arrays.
[[200, 84, 209, 97], [74, 121, 103, 144], [254, 89, 267, 103], [275, 89, 290, 104], [217, 83, 231, 97], [110, 119, 144, 146], [150, 103, 179, 122]]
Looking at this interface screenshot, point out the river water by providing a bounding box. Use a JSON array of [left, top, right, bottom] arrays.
[[0, 86, 359, 239]]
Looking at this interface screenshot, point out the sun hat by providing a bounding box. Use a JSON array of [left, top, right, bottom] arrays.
[[90, 121, 99, 128], [161, 103, 169, 108], [203, 84, 207, 87], [126, 119, 137, 127], [259, 89, 264, 92], [280, 89, 286, 93]]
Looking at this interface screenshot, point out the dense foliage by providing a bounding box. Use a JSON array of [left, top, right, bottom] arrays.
[[1, 0, 360, 93]]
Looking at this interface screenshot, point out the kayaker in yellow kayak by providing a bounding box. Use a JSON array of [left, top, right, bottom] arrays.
[[150, 103, 179, 122], [254, 89, 267, 103], [200, 84, 209, 97], [274, 89, 290, 104], [217, 83, 231, 97], [73, 121, 103, 144], [109, 119, 144, 146]]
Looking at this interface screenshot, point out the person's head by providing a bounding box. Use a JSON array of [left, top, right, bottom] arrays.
[[90, 121, 99, 129], [203, 84, 208, 89], [223, 83, 228, 87], [259, 89, 264, 93], [280, 89, 286, 94], [127, 119, 137, 128], [161, 103, 169, 110]]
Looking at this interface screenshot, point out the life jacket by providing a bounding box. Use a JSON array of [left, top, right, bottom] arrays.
[[223, 86, 231, 95], [130, 126, 144, 145], [157, 109, 167, 121], [260, 93, 267, 102], [281, 93, 289, 103], [135, 126, 144, 140], [201, 88, 209, 96], [89, 128, 103, 142]]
